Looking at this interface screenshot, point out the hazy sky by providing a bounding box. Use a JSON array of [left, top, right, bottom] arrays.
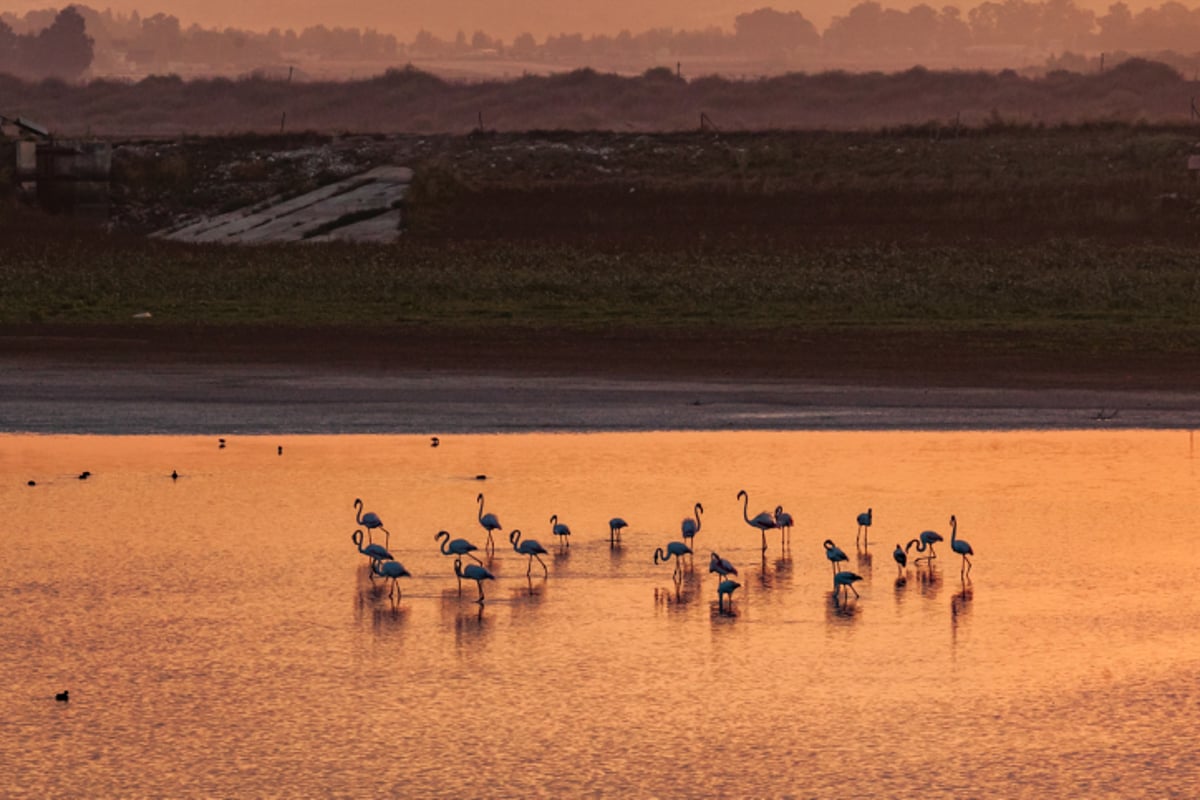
[[7, 0, 1169, 39]]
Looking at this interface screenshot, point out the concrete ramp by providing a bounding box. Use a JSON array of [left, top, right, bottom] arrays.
[[156, 166, 410, 244]]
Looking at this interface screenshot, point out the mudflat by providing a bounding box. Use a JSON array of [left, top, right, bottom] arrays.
[[3, 323, 1199, 434]]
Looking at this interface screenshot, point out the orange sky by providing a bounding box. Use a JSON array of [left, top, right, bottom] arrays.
[[5, 0, 1168, 39]]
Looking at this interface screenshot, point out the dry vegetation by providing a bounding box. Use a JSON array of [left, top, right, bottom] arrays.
[[2, 58, 1198, 136], [4, 118, 1200, 366]]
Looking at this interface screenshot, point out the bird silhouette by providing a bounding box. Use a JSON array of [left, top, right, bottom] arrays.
[[55, 690, 69, 702], [737, 490, 777, 553], [435, 530, 482, 564], [371, 558, 411, 601], [717, 579, 741, 613], [893, 543, 908, 576], [857, 508, 873, 548], [608, 517, 628, 545], [949, 514, 974, 579], [655, 541, 693, 581], [510, 529, 549, 577], [550, 514, 572, 548], [455, 557, 495, 603], [352, 529, 393, 566], [354, 498, 390, 549], [681, 503, 703, 549], [823, 539, 849, 574], [833, 570, 863, 600], [476, 493, 501, 556], [774, 505, 793, 547], [709, 552, 738, 580], [906, 529, 944, 565]]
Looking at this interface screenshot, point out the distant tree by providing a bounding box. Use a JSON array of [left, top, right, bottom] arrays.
[[1096, 2, 1133, 49], [0, 19, 17, 74], [25, 6, 93, 79], [510, 31, 537, 57], [734, 8, 819, 55]]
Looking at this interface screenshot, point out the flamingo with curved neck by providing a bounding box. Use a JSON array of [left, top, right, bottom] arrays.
[[477, 493, 501, 556], [738, 490, 777, 553]]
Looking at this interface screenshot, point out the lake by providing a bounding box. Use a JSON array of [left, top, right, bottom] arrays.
[[4, 430, 1199, 797]]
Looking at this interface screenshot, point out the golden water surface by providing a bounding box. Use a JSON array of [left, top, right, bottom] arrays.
[[3, 431, 1199, 797]]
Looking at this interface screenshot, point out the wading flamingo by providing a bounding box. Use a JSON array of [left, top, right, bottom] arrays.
[[681, 503, 703, 550], [833, 570, 863, 600], [477, 494, 502, 556], [737, 490, 777, 553], [655, 541, 693, 581], [454, 557, 495, 603], [352, 529, 393, 566], [510, 529, 550, 577], [906, 529, 944, 565], [371, 558, 411, 601], [857, 507, 873, 548], [774, 506, 794, 547], [717, 579, 741, 613], [709, 552, 738, 581], [354, 498, 390, 549], [435, 530, 482, 564], [550, 514, 572, 548], [893, 543, 908, 576], [609, 517, 628, 545], [949, 515, 974, 579], [823, 539, 849, 574]]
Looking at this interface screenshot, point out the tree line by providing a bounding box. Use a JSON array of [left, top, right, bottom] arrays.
[[8, 1, 1200, 80]]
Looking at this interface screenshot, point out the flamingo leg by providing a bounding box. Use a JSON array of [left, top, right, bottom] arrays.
[[486, 532, 495, 556], [382, 528, 391, 551], [469, 552, 483, 565], [761, 530, 766, 553], [536, 554, 547, 576], [526, 557, 533, 577], [476, 582, 485, 603]]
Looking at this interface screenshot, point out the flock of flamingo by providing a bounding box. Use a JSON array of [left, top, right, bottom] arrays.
[[350, 491, 977, 611]]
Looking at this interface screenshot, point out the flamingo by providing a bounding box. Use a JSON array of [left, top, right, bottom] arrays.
[[823, 539, 848, 574], [717, 579, 741, 613], [833, 570, 863, 600], [609, 517, 628, 545], [510, 529, 549, 577], [435, 530, 482, 564], [550, 514, 572, 548], [352, 529, 393, 565], [857, 507, 873, 548], [654, 541, 693, 581], [709, 552, 738, 581], [476, 494, 501, 556], [454, 557, 495, 603], [354, 498, 390, 549], [949, 514, 974, 579], [371, 558, 411, 601], [774, 506, 794, 547], [737, 490, 777, 553], [893, 543, 908, 576], [681, 503, 703, 549], [906, 529, 944, 565]]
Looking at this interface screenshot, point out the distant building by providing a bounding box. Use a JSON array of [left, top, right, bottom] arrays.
[[1, 115, 111, 220]]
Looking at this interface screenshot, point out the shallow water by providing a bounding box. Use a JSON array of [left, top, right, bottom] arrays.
[[4, 431, 1200, 797]]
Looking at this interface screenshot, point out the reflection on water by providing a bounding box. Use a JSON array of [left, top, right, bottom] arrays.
[[5, 430, 1200, 796]]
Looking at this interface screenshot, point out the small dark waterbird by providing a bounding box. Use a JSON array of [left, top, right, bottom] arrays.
[[55, 690, 69, 702], [893, 543, 907, 576], [608, 517, 628, 545]]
